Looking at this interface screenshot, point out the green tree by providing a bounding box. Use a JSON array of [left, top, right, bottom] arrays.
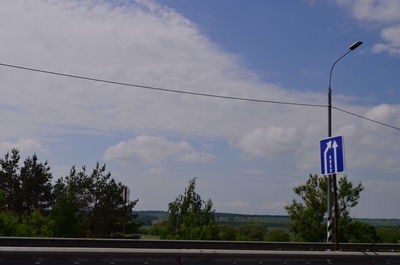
[[235, 224, 268, 241], [0, 208, 53, 237], [52, 165, 92, 237], [377, 228, 400, 243], [265, 229, 290, 242], [50, 193, 85, 237], [17, 210, 54, 237], [87, 163, 139, 237], [52, 163, 139, 238], [0, 210, 19, 236], [216, 224, 236, 241], [20, 154, 53, 212], [0, 173, 52, 237], [285, 174, 364, 242], [164, 178, 217, 240], [0, 149, 53, 217], [0, 149, 22, 213], [140, 221, 168, 239], [343, 221, 380, 243]]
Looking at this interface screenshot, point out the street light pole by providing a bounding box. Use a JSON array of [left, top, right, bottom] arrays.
[[327, 41, 363, 249], [328, 41, 363, 137]]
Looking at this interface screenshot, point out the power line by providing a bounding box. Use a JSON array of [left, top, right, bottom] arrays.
[[0, 62, 326, 108], [0, 62, 399, 132], [333, 106, 400, 131]]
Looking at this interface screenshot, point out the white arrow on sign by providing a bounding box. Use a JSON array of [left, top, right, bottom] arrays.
[[324, 140, 332, 174], [332, 140, 338, 173]]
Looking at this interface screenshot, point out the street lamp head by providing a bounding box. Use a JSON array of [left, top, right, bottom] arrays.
[[349, 41, 363, 50]]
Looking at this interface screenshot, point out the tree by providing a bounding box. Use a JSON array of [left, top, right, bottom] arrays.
[[164, 178, 217, 240], [50, 192, 85, 237], [377, 228, 400, 243], [0, 149, 22, 213], [52, 163, 139, 238], [20, 154, 53, 212], [265, 229, 290, 242], [343, 221, 380, 243], [17, 210, 54, 237], [0, 150, 139, 238], [216, 224, 236, 241], [235, 224, 268, 241], [88, 163, 139, 237], [0, 149, 53, 217], [0, 192, 53, 237], [285, 174, 364, 242], [0, 210, 19, 236]]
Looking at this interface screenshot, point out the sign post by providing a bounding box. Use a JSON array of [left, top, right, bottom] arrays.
[[320, 135, 345, 249], [121, 186, 130, 238]]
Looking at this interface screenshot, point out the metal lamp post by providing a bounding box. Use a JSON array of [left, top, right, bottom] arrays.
[[327, 41, 363, 249]]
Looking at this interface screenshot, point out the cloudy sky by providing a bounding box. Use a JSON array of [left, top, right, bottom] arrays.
[[1, 0, 400, 218]]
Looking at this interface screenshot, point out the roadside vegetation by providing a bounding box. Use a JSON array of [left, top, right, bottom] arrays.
[[1, 149, 399, 243], [139, 176, 400, 243], [0, 149, 139, 238]]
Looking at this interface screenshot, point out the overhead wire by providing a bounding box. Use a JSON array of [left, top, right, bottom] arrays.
[[0, 62, 325, 108], [332, 106, 400, 131], [0, 62, 399, 132]]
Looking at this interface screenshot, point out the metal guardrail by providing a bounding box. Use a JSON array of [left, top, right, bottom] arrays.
[[1, 246, 400, 265], [1, 238, 400, 264], [0, 237, 399, 252]]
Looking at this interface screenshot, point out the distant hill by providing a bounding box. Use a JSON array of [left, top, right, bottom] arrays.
[[213, 212, 291, 229], [135, 210, 400, 229], [357, 218, 400, 229], [135, 211, 167, 226]]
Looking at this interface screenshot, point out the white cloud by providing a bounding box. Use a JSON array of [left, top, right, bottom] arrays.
[[0, 138, 44, 154], [214, 200, 251, 210], [103, 135, 215, 164], [336, 124, 358, 138], [0, 0, 325, 141], [0, 1, 395, 169], [148, 167, 167, 174], [373, 25, 400, 55], [236, 127, 298, 159], [240, 168, 267, 175], [261, 201, 288, 212], [336, 0, 400, 23], [336, 0, 400, 56], [0, 0, 330, 166], [365, 104, 400, 126], [364, 180, 400, 194]]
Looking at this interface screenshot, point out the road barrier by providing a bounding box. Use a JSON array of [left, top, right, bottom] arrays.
[[1, 237, 399, 264], [0, 237, 399, 251]]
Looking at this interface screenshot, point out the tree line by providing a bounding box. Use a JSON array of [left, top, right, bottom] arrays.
[[140, 178, 290, 241], [143, 176, 399, 243], [0, 149, 139, 238], [1, 149, 399, 243]]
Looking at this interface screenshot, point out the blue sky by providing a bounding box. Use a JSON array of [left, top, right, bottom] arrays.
[[161, 0, 400, 104], [0, 0, 400, 218]]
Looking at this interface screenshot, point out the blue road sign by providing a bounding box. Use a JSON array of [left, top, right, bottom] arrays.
[[320, 136, 345, 175]]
